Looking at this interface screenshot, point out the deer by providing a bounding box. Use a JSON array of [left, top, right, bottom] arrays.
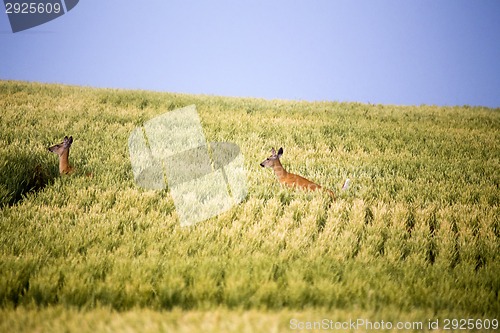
[[260, 147, 337, 198], [48, 136, 74, 175]]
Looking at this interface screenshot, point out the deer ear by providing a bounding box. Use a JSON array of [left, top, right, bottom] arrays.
[[68, 136, 73, 143], [271, 148, 276, 155], [277, 147, 283, 157]]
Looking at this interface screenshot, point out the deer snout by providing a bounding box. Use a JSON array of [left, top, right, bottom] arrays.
[[260, 162, 265, 167]]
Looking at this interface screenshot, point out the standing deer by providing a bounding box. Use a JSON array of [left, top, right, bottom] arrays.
[[48, 136, 74, 174], [260, 147, 336, 198]]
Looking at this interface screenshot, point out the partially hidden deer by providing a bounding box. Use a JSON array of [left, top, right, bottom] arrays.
[[260, 147, 336, 198], [48, 136, 74, 175]]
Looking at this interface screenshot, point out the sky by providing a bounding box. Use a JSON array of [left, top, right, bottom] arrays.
[[1, 0, 499, 108]]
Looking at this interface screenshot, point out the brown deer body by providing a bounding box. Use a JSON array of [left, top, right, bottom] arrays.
[[260, 147, 335, 198], [48, 136, 74, 174]]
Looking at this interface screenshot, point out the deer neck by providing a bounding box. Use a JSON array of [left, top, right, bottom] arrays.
[[59, 150, 71, 174], [272, 159, 288, 181]]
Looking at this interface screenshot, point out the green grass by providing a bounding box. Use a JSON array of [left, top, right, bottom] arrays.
[[0, 80, 499, 332]]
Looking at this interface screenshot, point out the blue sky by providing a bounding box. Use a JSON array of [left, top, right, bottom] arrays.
[[1, 0, 499, 107]]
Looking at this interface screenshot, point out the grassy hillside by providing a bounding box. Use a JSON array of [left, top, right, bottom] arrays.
[[0, 80, 499, 332]]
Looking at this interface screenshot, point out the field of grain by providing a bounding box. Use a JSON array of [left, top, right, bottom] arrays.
[[0, 81, 498, 332]]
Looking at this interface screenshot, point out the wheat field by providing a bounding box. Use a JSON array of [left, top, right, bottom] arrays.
[[0, 81, 498, 332]]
